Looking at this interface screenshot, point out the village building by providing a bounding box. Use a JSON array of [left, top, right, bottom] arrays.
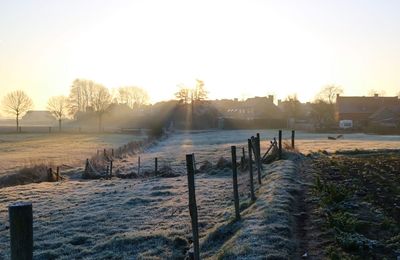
[[21, 110, 57, 125], [336, 94, 400, 128]]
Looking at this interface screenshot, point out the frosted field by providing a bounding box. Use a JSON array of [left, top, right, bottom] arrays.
[[0, 133, 146, 175], [0, 130, 399, 258], [129, 130, 400, 174]]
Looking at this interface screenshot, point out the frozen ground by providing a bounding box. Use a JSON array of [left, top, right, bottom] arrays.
[[118, 130, 400, 175], [0, 130, 399, 258], [0, 133, 146, 175]]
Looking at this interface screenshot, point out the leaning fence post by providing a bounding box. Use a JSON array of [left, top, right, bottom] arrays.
[[231, 146, 240, 220], [186, 154, 200, 260], [247, 139, 256, 201], [278, 130, 282, 160], [155, 157, 158, 174], [291, 130, 295, 149], [9, 202, 33, 260]]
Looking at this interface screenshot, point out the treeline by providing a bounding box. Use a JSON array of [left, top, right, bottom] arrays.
[[1, 78, 212, 133], [1, 79, 151, 132]]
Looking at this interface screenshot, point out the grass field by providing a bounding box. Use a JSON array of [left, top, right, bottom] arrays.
[[0, 130, 399, 258], [0, 133, 146, 175]]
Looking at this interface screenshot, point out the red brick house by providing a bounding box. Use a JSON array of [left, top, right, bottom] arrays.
[[336, 94, 400, 128]]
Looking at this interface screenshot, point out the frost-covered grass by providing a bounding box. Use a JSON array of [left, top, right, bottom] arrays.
[[1, 130, 399, 258], [0, 167, 256, 258], [115, 130, 400, 176], [0, 133, 146, 175], [202, 160, 300, 259]]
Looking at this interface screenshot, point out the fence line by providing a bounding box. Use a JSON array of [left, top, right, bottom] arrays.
[[7, 129, 294, 258]]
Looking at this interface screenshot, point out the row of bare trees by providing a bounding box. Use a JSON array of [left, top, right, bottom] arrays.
[[175, 79, 208, 104], [1, 79, 150, 132]]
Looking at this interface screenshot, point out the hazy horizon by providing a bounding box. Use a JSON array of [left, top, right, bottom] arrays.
[[1, 0, 400, 113]]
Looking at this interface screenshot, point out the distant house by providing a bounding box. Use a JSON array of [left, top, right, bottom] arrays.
[[21, 110, 57, 125], [212, 96, 285, 129], [336, 94, 400, 128], [214, 96, 282, 120]]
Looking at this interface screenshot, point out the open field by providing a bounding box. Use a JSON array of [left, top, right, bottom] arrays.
[[0, 130, 399, 258], [1, 130, 399, 176], [0, 133, 146, 175]]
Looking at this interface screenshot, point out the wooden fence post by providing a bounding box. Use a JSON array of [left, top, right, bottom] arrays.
[[278, 130, 282, 160], [138, 156, 141, 175], [252, 136, 262, 185], [56, 166, 60, 181], [291, 130, 295, 149], [9, 202, 33, 260], [155, 157, 158, 174], [111, 149, 114, 157], [186, 154, 200, 260], [109, 160, 113, 179], [47, 168, 53, 181], [231, 146, 240, 220], [247, 139, 256, 201], [85, 159, 89, 174]]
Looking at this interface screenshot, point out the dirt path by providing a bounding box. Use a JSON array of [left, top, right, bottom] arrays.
[[292, 157, 334, 259]]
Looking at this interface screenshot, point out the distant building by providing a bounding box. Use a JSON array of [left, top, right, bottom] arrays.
[[211, 96, 285, 129], [336, 94, 400, 128], [21, 110, 57, 125], [213, 95, 282, 120]]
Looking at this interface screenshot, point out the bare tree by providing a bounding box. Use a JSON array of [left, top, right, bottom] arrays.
[[316, 85, 344, 104], [192, 79, 208, 101], [47, 96, 68, 132], [310, 99, 336, 130], [117, 86, 149, 109], [92, 84, 111, 132], [68, 79, 96, 116], [2, 90, 33, 132], [283, 94, 301, 119], [175, 84, 191, 104]]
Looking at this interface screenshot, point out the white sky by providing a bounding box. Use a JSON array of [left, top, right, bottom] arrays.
[[1, 0, 400, 113]]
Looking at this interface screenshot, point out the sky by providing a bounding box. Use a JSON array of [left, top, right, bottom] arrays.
[[1, 0, 400, 114]]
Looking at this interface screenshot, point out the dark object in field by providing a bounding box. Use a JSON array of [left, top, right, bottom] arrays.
[[328, 134, 344, 140]]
